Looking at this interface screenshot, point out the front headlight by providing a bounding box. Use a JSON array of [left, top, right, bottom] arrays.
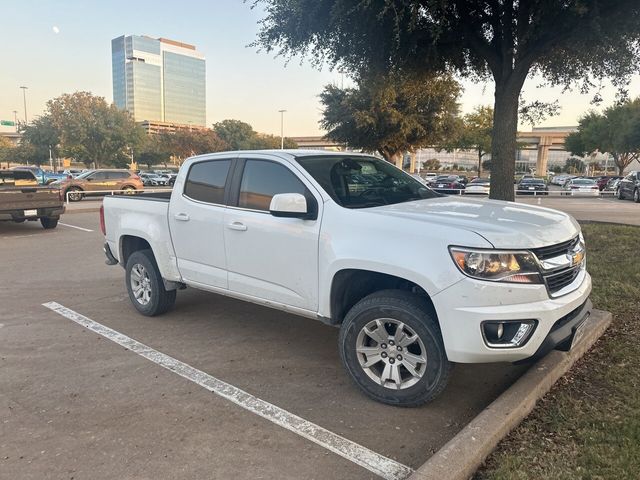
[[449, 247, 542, 284]]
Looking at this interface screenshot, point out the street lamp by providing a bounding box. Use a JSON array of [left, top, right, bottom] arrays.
[[20, 86, 28, 123], [278, 109, 287, 150]]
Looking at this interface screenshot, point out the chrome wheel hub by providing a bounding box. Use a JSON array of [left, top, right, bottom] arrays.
[[356, 318, 427, 390], [130, 264, 152, 305]]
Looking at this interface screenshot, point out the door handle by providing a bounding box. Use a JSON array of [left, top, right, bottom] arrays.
[[227, 221, 247, 231], [174, 213, 190, 221]]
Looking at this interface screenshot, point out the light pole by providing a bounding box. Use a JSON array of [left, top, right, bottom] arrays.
[[12, 110, 18, 131], [278, 109, 287, 149], [20, 86, 28, 123]]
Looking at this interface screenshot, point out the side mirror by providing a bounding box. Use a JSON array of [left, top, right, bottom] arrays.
[[269, 193, 310, 219]]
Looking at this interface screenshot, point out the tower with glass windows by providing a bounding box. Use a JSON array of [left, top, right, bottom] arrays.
[[111, 35, 206, 126]]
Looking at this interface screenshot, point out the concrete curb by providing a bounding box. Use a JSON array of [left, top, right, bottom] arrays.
[[409, 309, 612, 480]]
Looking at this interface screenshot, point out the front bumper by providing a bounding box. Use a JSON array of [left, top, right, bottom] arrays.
[[432, 270, 592, 363]]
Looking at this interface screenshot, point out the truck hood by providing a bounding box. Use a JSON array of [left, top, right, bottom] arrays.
[[368, 197, 579, 248]]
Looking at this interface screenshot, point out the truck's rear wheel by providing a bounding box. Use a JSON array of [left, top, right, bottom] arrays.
[[125, 249, 176, 316], [40, 217, 58, 229], [339, 290, 451, 407]]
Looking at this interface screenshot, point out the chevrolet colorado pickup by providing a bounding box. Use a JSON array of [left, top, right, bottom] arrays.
[[1, 169, 64, 228], [101, 151, 592, 406]]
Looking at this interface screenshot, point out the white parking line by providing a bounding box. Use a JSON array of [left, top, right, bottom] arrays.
[[42, 301, 414, 480], [58, 222, 94, 232]]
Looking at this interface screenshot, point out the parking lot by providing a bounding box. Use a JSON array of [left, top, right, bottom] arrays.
[[1, 211, 531, 480]]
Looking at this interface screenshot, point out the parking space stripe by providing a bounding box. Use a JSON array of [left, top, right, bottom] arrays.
[[42, 301, 414, 480], [58, 222, 94, 232]]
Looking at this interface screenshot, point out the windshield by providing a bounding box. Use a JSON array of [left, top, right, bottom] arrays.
[[296, 155, 438, 209], [572, 179, 596, 185], [470, 178, 490, 184]]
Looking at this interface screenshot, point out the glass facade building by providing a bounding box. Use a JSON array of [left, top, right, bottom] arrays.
[[111, 35, 206, 126]]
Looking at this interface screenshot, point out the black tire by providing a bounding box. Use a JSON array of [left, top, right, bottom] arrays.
[[40, 217, 58, 229], [338, 290, 451, 407], [125, 249, 176, 316], [634, 188, 639, 203], [66, 186, 84, 202]]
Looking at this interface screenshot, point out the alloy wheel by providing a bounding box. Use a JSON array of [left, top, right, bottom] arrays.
[[130, 264, 152, 305], [355, 318, 427, 390]]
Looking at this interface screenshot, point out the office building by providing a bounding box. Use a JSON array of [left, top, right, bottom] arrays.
[[111, 35, 206, 126]]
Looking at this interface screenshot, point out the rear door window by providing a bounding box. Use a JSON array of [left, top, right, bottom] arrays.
[[184, 160, 232, 204]]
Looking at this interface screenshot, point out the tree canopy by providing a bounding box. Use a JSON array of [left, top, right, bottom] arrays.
[[46, 91, 145, 167], [319, 72, 460, 165], [255, 0, 640, 200], [213, 119, 297, 150], [565, 99, 640, 175]]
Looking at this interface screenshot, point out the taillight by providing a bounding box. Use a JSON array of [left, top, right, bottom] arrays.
[[99, 204, 106, 235]]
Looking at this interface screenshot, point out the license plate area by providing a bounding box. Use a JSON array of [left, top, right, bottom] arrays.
[[571, 313, 591, 349], [23, 209, 38, 217]]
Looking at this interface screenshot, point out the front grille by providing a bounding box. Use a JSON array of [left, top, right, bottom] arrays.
[[530, 236, 579, 260], [544, 265, 581, 293]]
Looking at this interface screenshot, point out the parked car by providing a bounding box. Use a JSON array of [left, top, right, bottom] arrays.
[[605, 177, 623, 192], [616, 171, 640, 202], [431, 175, 465, 194], [423, 172, 438, 183], [551, 174, 576, 186], [594, 175, 621, 191], [140, 173, 167, 186], [12, 166, 68, 185], [464, 177, 490, 195], [562, 177, 600, 196], [62, 169, 85, 178], [53, 169, 143, 202], [102, 150, 591, 406], [516, 178, 549, 195], [0, 169, 65, 228]]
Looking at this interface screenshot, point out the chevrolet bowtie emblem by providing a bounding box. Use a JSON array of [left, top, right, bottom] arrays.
[[568, 248, 585, 266]]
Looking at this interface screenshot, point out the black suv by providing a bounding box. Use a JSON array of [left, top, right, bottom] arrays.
[[617, 171, 640, 202]]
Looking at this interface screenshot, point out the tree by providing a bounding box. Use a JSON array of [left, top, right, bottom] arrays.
[[0, 136, 15, 169], [423, 158, 440, 171], [564, 157, 585, 174], [47, 92, 144, 168], [255, 0, 640, 200], [19, 115, 61, 167], [213, 119, 298, 150], [457, 106, 493, 177], [565, 99, 640, 175], [137, 135, 171, 170], [319, 72, 460, 166], [159, 129, 228, 163], [481, 159, 492, 172]]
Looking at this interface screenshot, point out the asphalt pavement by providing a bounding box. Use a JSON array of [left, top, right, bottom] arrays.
[[0, 213, 526, 480]]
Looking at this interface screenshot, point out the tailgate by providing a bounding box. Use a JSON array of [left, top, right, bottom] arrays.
[[0, 186, 62, 211]]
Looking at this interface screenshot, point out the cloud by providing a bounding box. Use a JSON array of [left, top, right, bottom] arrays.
[[52, 26, 60, 34]]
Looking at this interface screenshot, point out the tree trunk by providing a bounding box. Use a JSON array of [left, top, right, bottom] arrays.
[[489, 80, 523, 201], [477, 150, 483, 177]]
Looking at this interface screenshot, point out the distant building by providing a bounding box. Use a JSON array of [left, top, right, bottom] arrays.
[[111, 35, 206, 127]]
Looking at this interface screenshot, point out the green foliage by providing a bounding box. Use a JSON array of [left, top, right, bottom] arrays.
[[423, 158, 440, 171], [158, 129, 228, 162], [564, 157, 585, 174], [213, 119, 298, 150], [319, 72, 460, 163], [0, 136, 14, 166], [565, 99, 640, 175], [46, 91, 145, 168], [19, 116, 60, 165], [255, 0, 640, 200]]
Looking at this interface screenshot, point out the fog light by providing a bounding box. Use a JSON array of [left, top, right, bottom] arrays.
[[482, 320, 537, 348]]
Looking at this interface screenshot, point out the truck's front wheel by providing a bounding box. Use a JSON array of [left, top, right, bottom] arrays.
[[339, 290, 451, 407], [125, 249, 176, 316]]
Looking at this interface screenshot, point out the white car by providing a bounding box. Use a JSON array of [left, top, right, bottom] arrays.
[[562, 178, 600, 196], [102, 151, 591, 406], [464, 177, 490, 195]]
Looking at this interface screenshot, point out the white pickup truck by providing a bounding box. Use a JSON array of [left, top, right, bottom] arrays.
[[101, 151, 592, 406]]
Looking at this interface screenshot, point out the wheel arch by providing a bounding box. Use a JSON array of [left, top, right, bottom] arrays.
[[329, 268, 438, 327]]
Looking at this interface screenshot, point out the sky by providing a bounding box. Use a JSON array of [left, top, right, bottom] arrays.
[[1, 0, 639, 137]]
